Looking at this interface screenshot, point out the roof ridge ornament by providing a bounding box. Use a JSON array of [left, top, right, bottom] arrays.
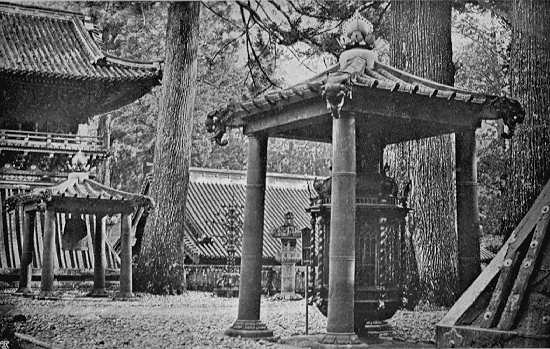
[[340, 10, 375, 50]]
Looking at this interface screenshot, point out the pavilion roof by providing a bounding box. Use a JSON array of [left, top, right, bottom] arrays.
[[6, 173, 153, 213], [0, 2, 161, 83], [207, 49, 524, 144]]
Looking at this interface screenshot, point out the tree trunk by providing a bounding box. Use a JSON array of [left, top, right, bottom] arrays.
[[503, 0, 550, 237], [384, 0, 458, 306], [135, 2, 200, 294]]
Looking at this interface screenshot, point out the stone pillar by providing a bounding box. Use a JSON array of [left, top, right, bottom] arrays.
[[117, 213, 134, 299], [90, 214, 108, 297], [225, 134, 273, 338], [39, 209, 56, 297], [281, 262, 296, 294], [456, 129, 481, 294], [16, 208, 35, 295], [319, 114, 365, 347]]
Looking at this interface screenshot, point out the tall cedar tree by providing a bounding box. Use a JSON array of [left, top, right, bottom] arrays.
[[135, 2, 200, 294], [503, 1, 550, 237], [384, 0, 458, 306]]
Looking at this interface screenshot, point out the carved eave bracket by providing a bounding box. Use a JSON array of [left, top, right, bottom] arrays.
[[205, 103, 236, 146], [486, 96, 525, 139], [321, 72, 352, 119]]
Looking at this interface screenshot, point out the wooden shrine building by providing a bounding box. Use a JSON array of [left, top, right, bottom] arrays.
[[0, 3, 161, 275], [206, 13, 524, 346]]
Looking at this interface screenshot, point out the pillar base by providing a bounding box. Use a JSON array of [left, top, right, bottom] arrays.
[[114, 292, 135, 300], [273, 292, 303, 301], [225, 319, 274, 338], [88, 288, 109, 298], [36, 291, 57, 299], [13, 288, 34, 297], [317, 333, 368, 349]]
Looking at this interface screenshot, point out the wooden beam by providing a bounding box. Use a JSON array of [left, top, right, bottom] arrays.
[[497, 208, 550, 330], [243, 99, 329, 135], [49, 197, 134, 214], [347, 88, 482, 130], [438, 179, 550, 330]]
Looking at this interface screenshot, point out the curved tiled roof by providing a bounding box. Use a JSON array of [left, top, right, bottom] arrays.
[[0, 2, 161, 82], [6, 173, 153, 210], [207, 49, 524, 144]]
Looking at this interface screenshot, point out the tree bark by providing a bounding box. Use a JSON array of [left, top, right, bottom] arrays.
[[503, 0, 550, 236], [135, 1, 200, 294], [505, 1, 550, 342], [384, 0, 458, 306]]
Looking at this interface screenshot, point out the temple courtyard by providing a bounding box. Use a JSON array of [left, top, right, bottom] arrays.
[[1, 284, 442, 348]]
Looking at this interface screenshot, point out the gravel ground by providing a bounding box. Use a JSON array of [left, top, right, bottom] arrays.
[[1, 286, 445, 348]]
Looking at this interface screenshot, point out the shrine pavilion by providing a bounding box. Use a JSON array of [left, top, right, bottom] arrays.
[[0, 2, 161, 279], [206, 13, 524, 347]]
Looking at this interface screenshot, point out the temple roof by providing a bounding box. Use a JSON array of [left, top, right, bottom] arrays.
[[207, 49, 524, 145], [0, 2, 162, 131], [183, 168, 311, 262], [0, 2, 161, 82]]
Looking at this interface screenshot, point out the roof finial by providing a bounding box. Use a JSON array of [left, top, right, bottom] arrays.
[[341, 10, 375, 50]]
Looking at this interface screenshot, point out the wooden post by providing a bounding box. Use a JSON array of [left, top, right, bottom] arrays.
[[225, 134, 273, 338], [16, 208, 35, 295], [117, 213, 134, 299], [319, 114, 365, 348], [90, 214, 107, 297], [39, 208, 56, 297], [456, 129, 481, 294]]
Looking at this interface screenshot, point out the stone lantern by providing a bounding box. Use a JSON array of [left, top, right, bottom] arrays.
[[272, 212, 302, 300]]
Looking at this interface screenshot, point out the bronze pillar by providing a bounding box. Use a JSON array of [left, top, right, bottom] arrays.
[[319, 114, 365, 347], [16, 208, 35, 295], [117, 213, 134, 299], [90, 214, 108, 297], [226, 134, 273, 338], [456, 129, 481, 294], [39, 209, 56, 297]]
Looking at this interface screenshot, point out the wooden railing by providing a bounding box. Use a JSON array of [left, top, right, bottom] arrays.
[[0, 129, 106, 155]]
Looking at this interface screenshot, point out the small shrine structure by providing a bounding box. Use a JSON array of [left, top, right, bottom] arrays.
[[271, 212, 302, 300], [206, 13, 524, 346], [7, 172, 153, 298], [0, 2, 161, 275]]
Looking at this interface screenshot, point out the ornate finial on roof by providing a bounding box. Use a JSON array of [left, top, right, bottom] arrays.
[[341, 10, 375, 50]]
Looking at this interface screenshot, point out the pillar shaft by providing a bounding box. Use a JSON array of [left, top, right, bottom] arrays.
[[40, 209, 56, 296], [91, 214, 107, 296], [456, 129, 481, 294], [226, 134, 273, 338], [327, 115, 356, 334], [118, 213, 133, 298], [17, 209, 35, 294]]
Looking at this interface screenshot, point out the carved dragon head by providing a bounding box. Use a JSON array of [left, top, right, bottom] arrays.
[[321, 72, 352, 119], [489, 97, 525, 139], [205, 104, 235, 146]]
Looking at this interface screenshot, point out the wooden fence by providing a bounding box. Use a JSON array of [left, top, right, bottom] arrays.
[[185, 265, 309, 293]]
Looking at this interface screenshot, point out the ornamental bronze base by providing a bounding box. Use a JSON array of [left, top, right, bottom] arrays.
[[317, 332, 368, 349], [225, 319, 274, 338]]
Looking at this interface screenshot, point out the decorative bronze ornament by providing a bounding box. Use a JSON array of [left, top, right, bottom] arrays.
[[321, 72, 352, 119], [62, 215, 88, 250]]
